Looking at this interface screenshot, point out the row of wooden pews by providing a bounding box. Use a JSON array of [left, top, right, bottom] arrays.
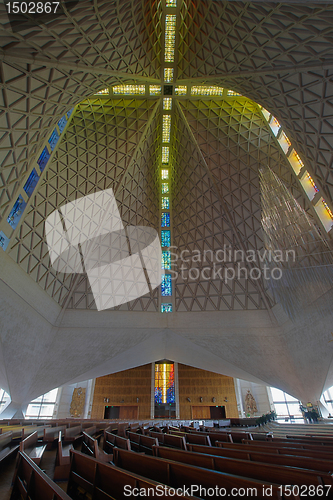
[[7, 418, 333, 500]]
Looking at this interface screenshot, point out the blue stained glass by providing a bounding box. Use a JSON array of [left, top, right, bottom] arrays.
[[162, 197, 170, 209], [0, 231, 10, 251], [161, 274, 172, 296], [7, 195, 27, 230], [67, 108, 74, 119], [37, 147, 51, 172], [161, 303, 172, 313], [162, 251, 171, 269], [161, 213, 170, 227], [57, 115, 67, 133], [23, 169, 39, 198], [161, 230, 171, 247], [48, 129, 60, 151]]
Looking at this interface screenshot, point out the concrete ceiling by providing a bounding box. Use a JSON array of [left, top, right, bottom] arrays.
[[0, 0, 333, 412]]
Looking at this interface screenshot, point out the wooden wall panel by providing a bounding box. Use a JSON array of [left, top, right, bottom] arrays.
[[91, 364, 151, 420], [178, 364, 238, 420]]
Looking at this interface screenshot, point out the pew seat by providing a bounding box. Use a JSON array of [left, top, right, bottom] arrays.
[[20, 431, 46, 466]]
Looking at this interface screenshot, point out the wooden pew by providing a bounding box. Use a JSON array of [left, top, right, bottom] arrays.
[[152, 446, 333, 491], [127, 432, 159, 454], [217, 441, 333, 459], [150, 430, 165, 443], [67, 450, 197, 499], [10, 451, 72, 500], [112, 448, 297, 499], [19, 431, 46, 466], [81, 431, 113, 463], [54, 431, 73, 481], [187, 443, 333, 473], [0, 431, 19, 464], [63, 424, 82, 443], [163, 433, 187, 450], [186, 433, 212, 446], [241, 438, 333, 452], [104, 430, 131, 453], [43, 425, 67, 444]]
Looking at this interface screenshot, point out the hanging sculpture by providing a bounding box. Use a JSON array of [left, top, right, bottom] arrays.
[[259, 167, 333, 319]]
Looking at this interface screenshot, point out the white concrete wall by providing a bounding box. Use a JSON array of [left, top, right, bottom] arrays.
[[236, 378, 273, 417], [55, 379, 95, 419]]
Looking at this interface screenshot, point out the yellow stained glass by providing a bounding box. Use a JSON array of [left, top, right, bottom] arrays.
[[164, 68, 174, 83], [150, 85, 161, 95], [161, 169, 169, 180], [162, 115, 171, 143], [165, 15, 176, 63], [175, 86, 187, 95], [162, 147, 170, 164], [227, 90, 242, 96], [95, 88, 109, 95], [191, 86, 224, 96], [163, 98, 172, 110], [113, 85, 145, 95]]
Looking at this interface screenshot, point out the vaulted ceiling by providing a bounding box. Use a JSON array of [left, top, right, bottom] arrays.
[[0, 0, 333, 411]]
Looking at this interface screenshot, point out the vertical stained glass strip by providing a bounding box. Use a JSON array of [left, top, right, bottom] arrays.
[[48, 129, 59, 151], [162, 197, 170, 209], [23, 168, 39, 198], [7, 195, 27, 230], [162, 115, 171, 143], [162, 250, 171, 269], [165, 15, 176, 62], [162, 147, 169, 163], [57, 115, 67, 133], [67, 108, 74, 119], [161, 230, 171, 247], [161, 213, 170, 227], [166, 0, 176, 6], [164, 68, 174, 83], [161, 274, 172, 296], [161, 169, 169, 180], [163, 98, 172, 110], [162, 183, 169, 194], [37, 146, 51, 172], [161, 303, 173, 313], [155, 363, 175, 404]]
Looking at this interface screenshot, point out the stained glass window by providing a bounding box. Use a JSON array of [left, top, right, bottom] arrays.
[[37, 146, 51, 172], [163, 98, 172, 110], [67, 108, 74, 119], [162, 251, 171, 269], [161, 274, 172, 296], [0, 232, 10, 251], [57, 115, 67, 133], [161, 230, 171, 247], [162, 183, 169, 194], [161, 303, 173, 313], [23, 169, 39, 198], [161, 213, 170, 227], [165, 15, 176, 63], [155, 363, 175, 404], [162, 115, 171, 143], [48, 129, 60, 151], [150, 85, 161, 95], [161, 169, 169, 180], [162, 147, 170, 163], [162, 197, 169, 209], [7, 195, 27, 230]]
